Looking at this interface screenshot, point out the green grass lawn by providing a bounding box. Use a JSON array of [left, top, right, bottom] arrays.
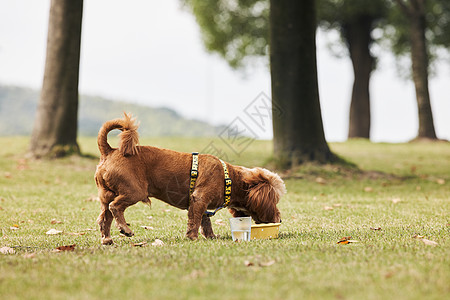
[[0, 137, 449, 300]]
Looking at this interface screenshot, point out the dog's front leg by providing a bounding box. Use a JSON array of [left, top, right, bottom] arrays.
[[186, 195, 207, 240], [200, 214, 216, 239]]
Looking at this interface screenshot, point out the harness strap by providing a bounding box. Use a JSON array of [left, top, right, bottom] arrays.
[[189, 152, 199, 198], [219, 159, 232, 207], [204, 159, 232, 217], [188, 153, 232, 217]]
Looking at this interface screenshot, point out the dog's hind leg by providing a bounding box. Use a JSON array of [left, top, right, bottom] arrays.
[[200, 214, 216, 239], [186, 194, 209, 240], [109, 189, 147, 237], [98, 202, 114, 245], [97, 188, 115, 245]]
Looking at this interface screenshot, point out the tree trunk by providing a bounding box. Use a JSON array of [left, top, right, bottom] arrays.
[[409, 7, 437, 139], [342, 16, 375, 139], [270, 0, 334, 168], [30, 0, 83, 158], [395, 0, 437, 140]]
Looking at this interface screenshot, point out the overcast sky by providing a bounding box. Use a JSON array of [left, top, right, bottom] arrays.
[[0, 0, 448, 142]]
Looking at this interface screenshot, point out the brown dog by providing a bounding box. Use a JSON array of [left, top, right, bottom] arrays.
[[95, 114, 286, 245]]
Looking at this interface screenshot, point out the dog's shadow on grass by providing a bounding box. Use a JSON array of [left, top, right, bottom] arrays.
[[277, 232, 300, 240], [210, 231, 300, 242]]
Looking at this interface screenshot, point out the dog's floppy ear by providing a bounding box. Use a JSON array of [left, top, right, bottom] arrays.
[[243, 168, 286, 223]]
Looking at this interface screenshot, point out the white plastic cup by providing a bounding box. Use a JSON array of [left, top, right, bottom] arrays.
[[229, 217, 252, 241]]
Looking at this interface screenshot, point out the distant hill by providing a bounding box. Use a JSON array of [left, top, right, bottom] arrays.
[[0, 85, 222, 137]]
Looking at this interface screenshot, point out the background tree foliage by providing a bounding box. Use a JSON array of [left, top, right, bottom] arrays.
[[184, 0, 450, 142], [386, 0, 450, 62], [186, 0, 335, 166], [183, 0, 269, 69], [184, 0, 389, 139]]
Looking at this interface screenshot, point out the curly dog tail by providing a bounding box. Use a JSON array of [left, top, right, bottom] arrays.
[[97, 113, 139, 157]]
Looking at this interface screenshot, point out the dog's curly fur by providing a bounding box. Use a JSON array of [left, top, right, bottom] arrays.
[[95, 113, 286, 245]]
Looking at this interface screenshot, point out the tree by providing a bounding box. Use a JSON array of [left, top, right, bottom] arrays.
[[183, 0, 390, 142], [182, 0, 269, 69], [184, 0, 335, 166], [270, 0, 334, 166], [318, 0, 387, 139], [30, 0, 83, 158], [393, 0, 436, 139], [389, 0, 450, 140]]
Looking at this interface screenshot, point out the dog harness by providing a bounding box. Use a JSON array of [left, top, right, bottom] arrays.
[[189, 152, 232, 217], [189, 152, 199, 197]]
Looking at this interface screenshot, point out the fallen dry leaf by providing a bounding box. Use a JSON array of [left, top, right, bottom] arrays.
[[51, 219, 63, 224], [46, 229, 63, 235], [337, 240, 350, 245], [244, 260, 254, 267], [67, 232, 86, 236], [151, 239, 164, 246], [16, 160, 29, 170], [333, 203, 342, 208], [420, 238, 438, 246], [214, 219, 226, 226], [259, 260, 276, 267], [4, 172, 12, 178], [183, 270, 205, 280], [323, 206, 334, 211], [391, 198, 402, 204], [54, 244, 76, 252], [413, 235, 425, 239], [315, 177, 326, 185], [436, 178, 445, 185], [140, 225, 154, 230], [0, 246, 15, 254], [133, 242, 148, 247], [364, 186, 373, 192], [244, 255, 275, 268], [23, 253, 36, 259], [337, 236, 358, 245]]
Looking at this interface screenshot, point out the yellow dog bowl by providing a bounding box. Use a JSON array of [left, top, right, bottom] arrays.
[[250, 223, 281, 240]]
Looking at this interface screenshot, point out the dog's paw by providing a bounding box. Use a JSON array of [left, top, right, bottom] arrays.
[[120, 229, 134, 237], [102, 237, 114, 245], [206, 234, 217, 239], [186, 234, 199, 241]]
